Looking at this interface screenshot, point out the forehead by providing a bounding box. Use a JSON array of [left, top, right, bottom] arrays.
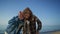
[[23, 11, 31, 14]]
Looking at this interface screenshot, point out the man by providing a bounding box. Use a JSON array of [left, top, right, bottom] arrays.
[[5, 11, 24, 34], [5, 7, 42, 34]]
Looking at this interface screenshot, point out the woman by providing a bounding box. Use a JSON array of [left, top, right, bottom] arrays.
[[23, 7, 42, 34]]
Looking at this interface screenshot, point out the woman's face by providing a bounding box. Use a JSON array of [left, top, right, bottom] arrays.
[[24, 11, 30, 19]]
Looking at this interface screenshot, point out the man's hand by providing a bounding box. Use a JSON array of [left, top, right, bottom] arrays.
[[18, 11, 24, 20]]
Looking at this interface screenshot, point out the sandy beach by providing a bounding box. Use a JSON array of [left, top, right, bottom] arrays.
[[40, 31, 60, 34], [52, 31, 60, 34]]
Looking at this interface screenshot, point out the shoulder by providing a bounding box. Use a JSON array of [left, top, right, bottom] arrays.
[[8, 16, 18, 24]]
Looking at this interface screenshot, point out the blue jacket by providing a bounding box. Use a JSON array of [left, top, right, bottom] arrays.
[[6, 16, 24, 34]]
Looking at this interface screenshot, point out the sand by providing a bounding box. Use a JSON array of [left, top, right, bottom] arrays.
[[52, 31, 60, 34], [40, 31, 60, 34]]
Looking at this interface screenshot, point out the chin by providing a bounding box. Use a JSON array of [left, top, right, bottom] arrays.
[[25, 18, 29, 20]]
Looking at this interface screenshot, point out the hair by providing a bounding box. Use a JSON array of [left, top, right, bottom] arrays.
[[23, 7, 34, 21], [23, 7, 33, 16]]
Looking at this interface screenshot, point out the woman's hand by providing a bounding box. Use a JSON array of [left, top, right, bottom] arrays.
[[36, 31, 39, 34]]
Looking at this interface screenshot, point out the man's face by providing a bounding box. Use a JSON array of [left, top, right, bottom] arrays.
[[18, 11, 24, 20], [24, 11, 30, 19]]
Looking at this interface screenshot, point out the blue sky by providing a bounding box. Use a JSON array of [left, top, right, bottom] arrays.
[[0, 0, 60, 26]]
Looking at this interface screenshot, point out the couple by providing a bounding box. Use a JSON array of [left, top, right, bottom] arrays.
[[5, 7, 42, 34]]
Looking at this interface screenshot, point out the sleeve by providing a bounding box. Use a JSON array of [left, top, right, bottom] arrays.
[[5, 16, 18, 34], [36, 17, 42, 31]]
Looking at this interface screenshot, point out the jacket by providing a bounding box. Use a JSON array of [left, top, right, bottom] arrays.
[[6, 16, 24, 34], [23, 15, 42, 34]]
